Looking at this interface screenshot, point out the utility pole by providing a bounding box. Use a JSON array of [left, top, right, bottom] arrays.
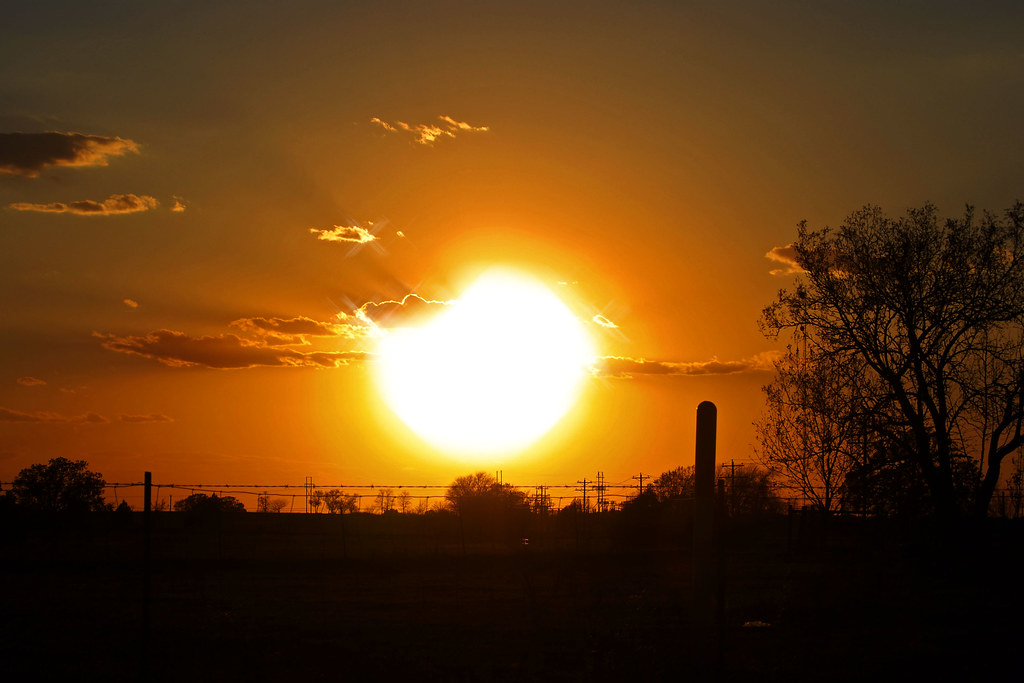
[[576, 478, 590, 513], [534, 485, 550, 514], [305, 476, 313, 513], [728, 459, 745, 516], [595, 471, 606, 512], [633, 472, 647, 496]]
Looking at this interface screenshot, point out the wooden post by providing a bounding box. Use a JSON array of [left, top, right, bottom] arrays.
[[143, 471, 152, 677], [693, 402, 717, 678]]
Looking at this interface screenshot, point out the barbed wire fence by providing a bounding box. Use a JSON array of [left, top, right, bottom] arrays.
[[2, 474, 1019, 518]]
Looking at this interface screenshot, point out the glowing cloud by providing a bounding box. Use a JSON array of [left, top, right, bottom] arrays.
[[16, 377, 46, 387], [592, 314, 618, 328], [309, 224, 378, 244], [171, 196, 188, 212], [371, 115, 489, 145], [0, 131, 139, 176], [352, 294, 450, 330], [9, 193, 159, 216], [123, 299, 139, 309], [765, 244, 804, 275], [95, 330, 373, 369]]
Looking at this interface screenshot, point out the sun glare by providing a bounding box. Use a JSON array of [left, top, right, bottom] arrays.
[[374, 268, 596, 460]]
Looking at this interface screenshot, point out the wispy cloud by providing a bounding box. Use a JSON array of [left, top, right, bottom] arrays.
[[118, 413, 174, 423], [765, 244, 804, 276], [592, 352, 780, 379], [0, 407, 109, 424], [95, 329, 374, 369], [9, 193, 158, 216], [592, 314, 618, 329], [123, 298, 139, 309], [370, 115, 489, 145], [170, 196, 188, 213], [309, 224, 377, 243], [0, 131, 138, 177], [16, 376, 46, 387]]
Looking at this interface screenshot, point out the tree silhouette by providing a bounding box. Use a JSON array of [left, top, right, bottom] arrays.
[[445, 472, 526, 512], [445, 472, 528, 543], [652, 466, 695, 501], [763, 202, 1024, 519], [755, 338, 868, 513], [10, 457, 109, 513], [323, 488, 358, 514], [374, 488, 395, 513], [173, 493, 246, 514]]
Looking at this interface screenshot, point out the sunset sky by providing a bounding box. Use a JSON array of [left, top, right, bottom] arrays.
[[3, 1, 1023, 506]]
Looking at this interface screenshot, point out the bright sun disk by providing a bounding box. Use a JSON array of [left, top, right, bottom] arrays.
[[374, 268, 596, 460]]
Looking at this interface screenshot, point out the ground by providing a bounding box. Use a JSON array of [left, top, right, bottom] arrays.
[[1, 512, 1020, 681]]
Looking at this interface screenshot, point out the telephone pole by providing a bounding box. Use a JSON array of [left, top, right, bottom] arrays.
[[595, 471, 607, 512], [633, 472, 647, 496], [576, 478, 590, 513]]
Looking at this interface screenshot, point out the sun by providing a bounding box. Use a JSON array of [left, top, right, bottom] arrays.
[[373, 267, 596, 460]]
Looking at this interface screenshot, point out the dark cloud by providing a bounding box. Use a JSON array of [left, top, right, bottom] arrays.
[[0, 407, 109, 423], [0, 132, 139, 176], [95, 329, 373, 369], [593, 353, 779, 379], [16, 376, 46, 387], [765, 244, 804, 275], [118, 413, 174, 423], [353, 294, 449, 328], [231, 316, 345, 341], [9, 193, 158, 215]]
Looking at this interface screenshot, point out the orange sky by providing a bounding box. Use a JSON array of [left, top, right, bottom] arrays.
[[3, 1, 1023, 508]]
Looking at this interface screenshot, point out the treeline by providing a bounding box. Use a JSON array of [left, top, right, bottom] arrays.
[[1, 457, 784, 520]]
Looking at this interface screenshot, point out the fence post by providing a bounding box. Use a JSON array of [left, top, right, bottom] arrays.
[[693, 401, 719, 679]]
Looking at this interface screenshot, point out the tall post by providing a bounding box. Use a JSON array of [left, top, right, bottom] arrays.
[[143, 471, 152, 678], [693, 401, 718, 678]]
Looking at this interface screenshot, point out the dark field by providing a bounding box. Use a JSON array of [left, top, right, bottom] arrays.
[[2, 512, 1022, 681]]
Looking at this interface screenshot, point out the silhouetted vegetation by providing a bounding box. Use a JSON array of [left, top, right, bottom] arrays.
[[9, 457, 110, 513], [173, 493, 246, 514], [761, 202, 1024, 520]]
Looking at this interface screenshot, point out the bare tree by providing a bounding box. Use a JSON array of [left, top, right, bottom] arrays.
[[763, 202, 1024, 519], [323, 488, 358, 514], [755, 338, 867, 513], [397, 490, 412, 513], [374, 488, 395, 514]]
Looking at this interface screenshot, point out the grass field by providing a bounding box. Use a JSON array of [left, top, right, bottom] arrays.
[[2, 511, 1021, 681]]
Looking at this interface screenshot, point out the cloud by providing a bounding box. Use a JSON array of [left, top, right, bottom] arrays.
[[0, 132, 139, 176], [231, 316, 348, 344], [9, 193, 159, 216], [124, 298, 139, 309], [0, 407, 109, 423], [171, 196, 188, 212], [310, 224, 377, 244], [95, 329, 373, 369], [765, 244, 804, 275], [118, 413, 174, 423], [592, 352, 780, 379], [351, 294, 450, 329], [371, 115, 489, 145], [16, 377, 46, 387], [592, 314, 618, 329]]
